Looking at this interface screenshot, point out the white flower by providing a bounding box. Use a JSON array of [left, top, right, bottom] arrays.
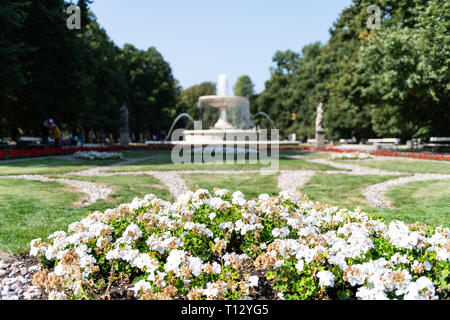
[[131, 280, 152, 295], [295, 259, 304, 272], [121, 223, 142, 243], [188, 256, 203, 277], [248, 276, 259, 287], [258, 194, 270, 201], [213, 189, 229, 197], [164, 250, 187, 275], [404, 277, 437, 300], [317, 270, 335, 287], [211, 262, 221, 274]]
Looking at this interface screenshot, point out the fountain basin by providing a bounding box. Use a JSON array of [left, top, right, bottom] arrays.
[[198, 96, 250, 129]]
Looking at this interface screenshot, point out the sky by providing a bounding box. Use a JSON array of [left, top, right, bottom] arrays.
[[90, 0, 354, 94]]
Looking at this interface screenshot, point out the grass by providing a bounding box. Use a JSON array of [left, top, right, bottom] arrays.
[[183, 172, 280, 199], [334, 159, 450, 174], [301, 173, 450, 228], [0, 158, 120, 176], [62, 174, 172, 203], [120, 149, 169, 159], [1, 149, 448, 252], [385, 179, 450, 228], [0, 175, 170, 253], [280, 150, 331, 159], [105, 151, 339, 172], [301, 173, 399, 209], [0, 179, 86, 253]]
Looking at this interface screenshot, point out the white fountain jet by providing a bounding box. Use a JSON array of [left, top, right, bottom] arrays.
[[217, 74, 228, 97], [198, 74, 249, 129]]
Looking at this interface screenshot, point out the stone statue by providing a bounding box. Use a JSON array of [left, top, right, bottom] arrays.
[[315, 103, 324, 132], [120, 104, 129, 130], [119, 103, 130, 146], [315, 103, 325, 148]]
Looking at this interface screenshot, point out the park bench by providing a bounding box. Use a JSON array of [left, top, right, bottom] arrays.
[[339, 138, 357, 144], [367, 138, 400, 151], [307, 138, 329, 145], [424, 137, 450, 152], [17, 137, 42, 149]]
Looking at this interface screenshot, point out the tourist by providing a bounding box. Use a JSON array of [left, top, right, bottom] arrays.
[[40, 120, 50, 148], [80, 129, 85, 147], [49, 119, 62, 147], [70, 133, 78, 146], [100, 132, 106, 146]]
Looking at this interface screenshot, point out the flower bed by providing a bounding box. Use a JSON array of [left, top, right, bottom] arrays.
[[330, 152, 373, 160], [30, 190, 449, 300], [311, 147, 450, 161], [0, 145, 172, 161], [73, 151, 123, 160]]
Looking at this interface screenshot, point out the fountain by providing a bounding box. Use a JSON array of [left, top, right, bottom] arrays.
[[166, 113, 195, 142], [148, 74, 298, 149], [180, 74, 257, 144], [253, 112, 276, 129]]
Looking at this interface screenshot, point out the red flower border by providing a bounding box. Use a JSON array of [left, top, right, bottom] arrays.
[[0, 145, 173, 161], [1, 144, 448, 162]]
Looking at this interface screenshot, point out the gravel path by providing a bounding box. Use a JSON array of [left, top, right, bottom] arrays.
[[362, 173, 450, 208], [0, 253, 44, 300], [0, 175, 112, 206], [66, 155, 162, 176], [67, 168, 317, 200], [277, 170, 316, 199]]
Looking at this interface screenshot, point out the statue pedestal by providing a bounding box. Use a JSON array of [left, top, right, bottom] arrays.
[[120, 130, 130, 146], [315, 130, 325, 149]]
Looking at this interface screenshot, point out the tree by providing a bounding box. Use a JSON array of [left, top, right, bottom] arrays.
[[178, 82, 216, 120], [0, 0, 29, 138], [118, 44, 179, 139], [359, 0, 450, 138], [233, 75, 255, 99]]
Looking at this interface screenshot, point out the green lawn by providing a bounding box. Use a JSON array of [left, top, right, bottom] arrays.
[[301, 173, 400, 209], [334, 159, 450, 174], [385, 179, 450, 228], [1, 151, 448, 253], [183, 173, 280, 199], [301, 173, 450, 228], [0, 158, 120, 176], [105, 152, 339, 172], [120, 149, 169, 159], [0, 179, 86, 253], [280, 150, 330, 159], [62, 174, 171, 203], [0, 175, 170, 253]]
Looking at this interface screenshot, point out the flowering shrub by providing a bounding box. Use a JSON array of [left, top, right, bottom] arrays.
[[330, 153, 373, 160], [30, 190, 450, 300], [73, 151, 123, 160]]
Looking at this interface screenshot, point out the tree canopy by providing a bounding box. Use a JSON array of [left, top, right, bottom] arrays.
[[233, 75, 255, 100], [252, 0, 449, 141], [1, 0, 447, 143], [0, 0, 178, 141]]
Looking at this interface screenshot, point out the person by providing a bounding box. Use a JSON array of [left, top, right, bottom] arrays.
[[40, 120, 50, 148], [80, 129, 85, 147], [70, 133, 78, 146], [49, 119, 62, 147], [100, 132, 106, 146]]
